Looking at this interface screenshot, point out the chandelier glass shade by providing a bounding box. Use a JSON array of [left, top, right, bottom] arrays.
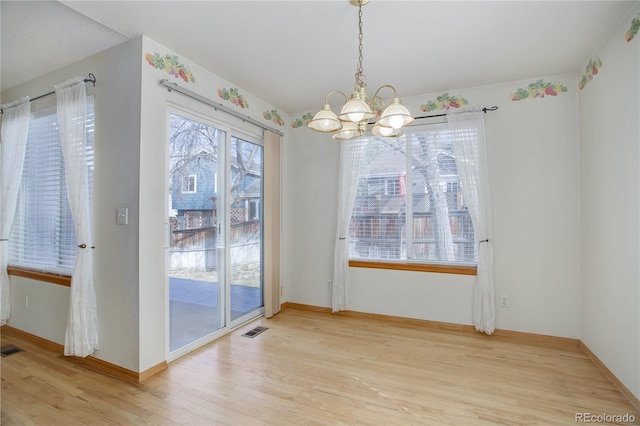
[[333, 121, 359, 141], [308, 0, 414, 140], [307, 101, 343, 133]]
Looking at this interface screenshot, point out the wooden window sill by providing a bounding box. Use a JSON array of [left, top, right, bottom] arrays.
[[348, 260, 477, 275], [7, 267, 71, 286]]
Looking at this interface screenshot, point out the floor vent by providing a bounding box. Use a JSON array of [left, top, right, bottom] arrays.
[[242, 326, 268, 338], [1, 344, 24, 357]]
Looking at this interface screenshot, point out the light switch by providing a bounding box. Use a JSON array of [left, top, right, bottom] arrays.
[[116, 207, 128, 225]]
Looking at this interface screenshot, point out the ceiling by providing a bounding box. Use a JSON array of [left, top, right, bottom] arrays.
[[1, 0, 636, 114]]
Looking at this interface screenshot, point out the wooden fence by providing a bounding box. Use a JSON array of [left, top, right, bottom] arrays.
[[169, 220, 261, 272]]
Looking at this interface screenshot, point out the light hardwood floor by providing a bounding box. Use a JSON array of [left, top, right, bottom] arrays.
[[2, 307, 639, 425]]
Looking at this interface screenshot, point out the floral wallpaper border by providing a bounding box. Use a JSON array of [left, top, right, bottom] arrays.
[[626, 14, 640, 42], [145, 52, 195, 83], [578, 58, 602, 90], [291, 113, 314, 129], [263, 109, 284, 127], [217, 88, 249, 109], [510, 79, 568, 101], [420, 93, 468, 112]]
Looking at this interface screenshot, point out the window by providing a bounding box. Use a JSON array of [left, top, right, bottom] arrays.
[[8, 98, 94, 276], [359, 175, 402, 196], [349, 123, 476, 267], [249, 200, 260, 220], [181, 174, 197, 193]]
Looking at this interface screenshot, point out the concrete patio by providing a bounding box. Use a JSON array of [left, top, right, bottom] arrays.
[[169, 277, 262, 351]]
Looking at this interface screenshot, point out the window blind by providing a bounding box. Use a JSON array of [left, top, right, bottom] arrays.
[[349, 123, 477, 265], [9, 97, 94, 275]]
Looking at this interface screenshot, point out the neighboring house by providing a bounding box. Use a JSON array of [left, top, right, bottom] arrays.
[[171, 153, 262, 231], [171, 152, 218, 231]]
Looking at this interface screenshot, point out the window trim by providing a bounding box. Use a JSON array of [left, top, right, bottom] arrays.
[[7, 266, 71, 286], [348, 260, 477, 275], [349, 122, 478, 272]]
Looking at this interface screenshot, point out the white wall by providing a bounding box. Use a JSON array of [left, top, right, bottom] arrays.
[[281, 128, 340, 306], [579, 4, 640, 400], [2, 38, 143, 371], [284, 73, 582, 338]]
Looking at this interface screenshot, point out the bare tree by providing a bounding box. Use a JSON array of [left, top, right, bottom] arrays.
[[412, 134, 455, 261], [230, 138, 260, 206], [169, 116, 219, 175], [369, 135, 455, 261], [169, 115, 260, 207]]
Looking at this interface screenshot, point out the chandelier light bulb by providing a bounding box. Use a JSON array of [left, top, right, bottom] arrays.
[[349, 113, 364, 122], [387, 115, 405, 130], [372, 124, 396, 137], [339, 97, 374, 123], [378, 97, 414, 130], [318, 117, 340, 130]]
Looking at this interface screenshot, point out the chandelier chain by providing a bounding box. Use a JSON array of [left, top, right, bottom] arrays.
[[356, 3, 365, 86]]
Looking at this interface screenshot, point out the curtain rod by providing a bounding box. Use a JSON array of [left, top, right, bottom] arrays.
[[1, 74, 97, 114], [159, 79, 285, 137], [413, 106, 498, 121], [364, 106, 498, 127]]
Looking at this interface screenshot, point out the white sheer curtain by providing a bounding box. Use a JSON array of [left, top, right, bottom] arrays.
[[447, 108, 495, 334], [55, 77, 98, 356], [0, 97, 31, 325], [332, 139, 365, 312]]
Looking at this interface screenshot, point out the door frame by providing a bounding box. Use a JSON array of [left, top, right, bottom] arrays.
[[165, 102, 264, 362]]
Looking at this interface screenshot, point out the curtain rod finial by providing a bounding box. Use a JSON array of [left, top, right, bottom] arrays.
[[86, 73, 96, 87]]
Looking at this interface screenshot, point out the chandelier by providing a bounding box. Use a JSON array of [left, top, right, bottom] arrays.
[[308, 0, 414, 140]]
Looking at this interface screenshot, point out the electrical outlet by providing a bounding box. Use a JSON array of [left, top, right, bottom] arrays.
[[24, 295, 29, 309], [500, 294, 509, 308], [326, 279, 332, 290]]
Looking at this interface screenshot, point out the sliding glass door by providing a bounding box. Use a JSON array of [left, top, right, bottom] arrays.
[[167, 110, 263, 355]]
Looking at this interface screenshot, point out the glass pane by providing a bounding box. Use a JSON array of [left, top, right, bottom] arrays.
[[229, 136, 263, 321], [168, 113, 225, 352], [409, 130, 475, 263], [349, 127, 476, 265], [9, 100, 94, 275], [350, 139, 406, 260]]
